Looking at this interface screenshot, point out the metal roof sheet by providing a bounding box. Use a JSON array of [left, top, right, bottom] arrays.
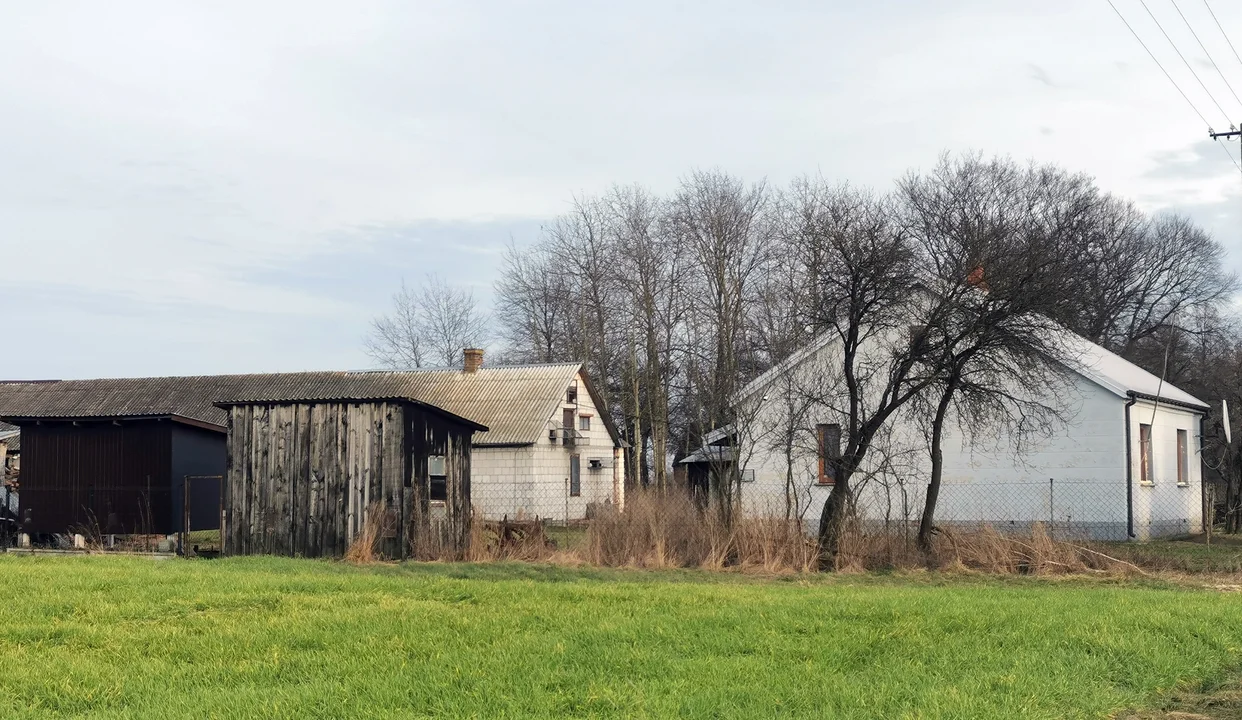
[[0, 363, 585, 446]]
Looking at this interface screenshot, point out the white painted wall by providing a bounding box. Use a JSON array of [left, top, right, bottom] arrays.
[[1127, 399, 1203, 540], [737, 337, 1203, 540], [468, 371, 625, 522]]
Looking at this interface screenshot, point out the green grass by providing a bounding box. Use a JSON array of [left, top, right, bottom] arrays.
[[1, 556, 1241, 719]]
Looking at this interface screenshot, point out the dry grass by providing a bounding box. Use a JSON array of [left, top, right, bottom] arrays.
[[583, 491, 816, 572], [525, 490, 1141, 577], [344, 501, 386, 564]]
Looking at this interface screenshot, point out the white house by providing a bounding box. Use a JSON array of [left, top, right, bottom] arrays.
[[706, 330, 1208, 541], [400, 351, 627, 522]]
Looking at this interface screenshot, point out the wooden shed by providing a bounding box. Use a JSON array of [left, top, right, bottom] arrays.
[[216, 396, 487, 559]]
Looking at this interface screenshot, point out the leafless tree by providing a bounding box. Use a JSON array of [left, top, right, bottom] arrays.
[[493, 240, 574, 364], [778, 178, 942, 564], [367, 275, 489, 369], [898, 155, 1082, 549], [366, 280, 427, 368]]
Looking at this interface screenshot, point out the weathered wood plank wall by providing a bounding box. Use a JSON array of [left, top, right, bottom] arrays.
[[223, 400, 475, 558]]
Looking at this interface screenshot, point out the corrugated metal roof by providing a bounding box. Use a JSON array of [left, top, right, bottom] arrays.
[[0, 364, 584, 446], [0, 429, 17, 453]]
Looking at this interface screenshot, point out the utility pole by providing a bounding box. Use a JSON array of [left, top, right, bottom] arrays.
[[1210, 127, 1241, 140]]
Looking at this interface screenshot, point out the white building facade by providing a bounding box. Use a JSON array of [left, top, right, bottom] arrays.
[[726, 333, 1207, 541]]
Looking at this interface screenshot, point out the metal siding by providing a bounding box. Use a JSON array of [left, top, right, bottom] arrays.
[[20, 421, 174, 534], [169, 424, 227, 532]]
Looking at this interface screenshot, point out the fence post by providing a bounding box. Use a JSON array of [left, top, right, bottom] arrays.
[[180, 475, 191, 556], [1048, 478, 1054, 540], [1205, 482, 1215, 546]]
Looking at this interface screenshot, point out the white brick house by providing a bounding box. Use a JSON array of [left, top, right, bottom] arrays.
[[404, 351, 627, 522]]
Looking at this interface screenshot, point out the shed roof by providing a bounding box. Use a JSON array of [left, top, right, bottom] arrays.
[[0, 364, 589, 446], [0, 428, 16, 454]]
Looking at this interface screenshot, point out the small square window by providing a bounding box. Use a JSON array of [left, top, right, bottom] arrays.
[[579, 416, 591, 431], [567, 386, 578, 404], [428, 455, 447, 502]]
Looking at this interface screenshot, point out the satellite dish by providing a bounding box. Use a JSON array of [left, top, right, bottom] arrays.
[[1224, 399, 1233, 445]]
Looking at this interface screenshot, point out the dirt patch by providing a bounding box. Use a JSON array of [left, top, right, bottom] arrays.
[[1119, 677, 1242, 719]]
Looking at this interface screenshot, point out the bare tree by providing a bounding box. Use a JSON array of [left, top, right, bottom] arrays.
[[493, 240, 573, 364], [667, 170, 771, 453], [367, 275, 489, 369], [898, 155, 1082, 549], [779, 179, 942, 564], [366, 281, 426, 368]]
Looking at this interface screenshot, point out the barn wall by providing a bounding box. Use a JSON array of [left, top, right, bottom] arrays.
[[224, 401, 407, 558], [405, 405, 473, 559], [19, 420, 173, 534], [169, 424, 227, 532]]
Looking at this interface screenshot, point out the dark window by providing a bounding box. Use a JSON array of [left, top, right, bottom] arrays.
[[567, 386, 578, 404], [579, 415, 591, 431], [817, 423, 841, 485], [563, 409, 575, 447], [570, 455, 581, 497], [1139, 424, 1153, 485], [429, 455, 447, 502]]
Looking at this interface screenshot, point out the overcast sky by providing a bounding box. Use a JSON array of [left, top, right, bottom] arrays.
[[4, 0, 1242, 379]]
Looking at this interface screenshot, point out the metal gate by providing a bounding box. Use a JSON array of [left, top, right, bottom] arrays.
[[179, 475, 223, 557]]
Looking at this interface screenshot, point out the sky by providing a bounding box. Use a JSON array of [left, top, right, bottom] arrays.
[[3, 0, 1242, 380]]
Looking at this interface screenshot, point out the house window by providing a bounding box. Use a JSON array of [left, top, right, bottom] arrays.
[[816, 423, 841, 485], [1176, 429, 1188, 486], [579, 415, 591, 431], [1139, 424, 1153, 485], [567, 385, 578, 404], [569, 455, 581, 497], [429, 455, 447, 502]]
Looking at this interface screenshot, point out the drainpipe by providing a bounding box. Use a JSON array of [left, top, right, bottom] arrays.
[[1124, 393, 1137, 539]]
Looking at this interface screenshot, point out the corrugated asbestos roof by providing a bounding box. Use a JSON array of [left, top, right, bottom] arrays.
[[0, 429, 17, 453], [0, 364, 584, 446]]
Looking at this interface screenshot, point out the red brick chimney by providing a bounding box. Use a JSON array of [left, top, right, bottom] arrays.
[[463, 348, 484, 374]]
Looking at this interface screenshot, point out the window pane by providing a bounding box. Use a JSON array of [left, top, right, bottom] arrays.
[[1177, 429, 1188, 485], [428, 455, 446, 477], [430, 477, 447, 502], [1139, 424, 1152, 484], [579, 416, 591, 431]]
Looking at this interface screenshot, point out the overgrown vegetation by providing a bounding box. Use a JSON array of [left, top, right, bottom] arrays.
[[1, 555, 1241, 719]]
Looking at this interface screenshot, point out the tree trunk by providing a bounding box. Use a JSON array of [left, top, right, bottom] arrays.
[[918, 384, 956, 551], [816, 479, 852, 570]]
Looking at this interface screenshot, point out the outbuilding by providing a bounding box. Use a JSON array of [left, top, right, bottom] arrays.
[[215, 395, 486, 558]]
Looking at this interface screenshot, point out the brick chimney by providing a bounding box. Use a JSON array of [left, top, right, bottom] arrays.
[[463, 348, 484, 374]]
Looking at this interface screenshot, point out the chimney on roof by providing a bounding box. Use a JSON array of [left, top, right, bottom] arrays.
[[463, 348, 484, 374]]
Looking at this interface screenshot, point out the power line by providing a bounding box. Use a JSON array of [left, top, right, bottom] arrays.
[[1215, 136, 1242, 173], [1169, 0, 1242, 112], [1201, 0, 1242, 72], [1138, 0, 1232, 120], [1106, 0, 1213, 126]]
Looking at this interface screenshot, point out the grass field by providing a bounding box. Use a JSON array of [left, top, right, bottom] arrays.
[[1, 556, 1241, 719]]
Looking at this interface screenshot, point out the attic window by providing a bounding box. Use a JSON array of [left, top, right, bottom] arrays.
[[567, 386, 578, 404]]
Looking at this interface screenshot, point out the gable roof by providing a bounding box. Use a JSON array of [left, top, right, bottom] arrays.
[[1059, 334, 1208, 409], [0, 363, 594, 446], [735, 327, 1208, 412]]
